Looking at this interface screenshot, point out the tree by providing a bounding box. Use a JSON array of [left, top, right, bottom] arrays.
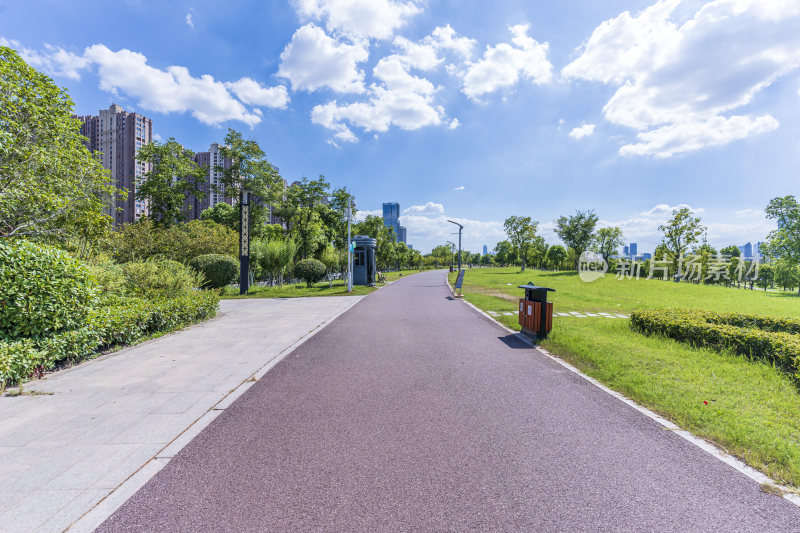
[[493, 240, 517, 266], [217, 129, 283, 202], [554, 210, 599, 270], [763, 195, 800, 294], [774, 258, 799, 292], [545, 245, 567, 270], [503, 216, 539, 271], [0, 46, 115, 245], [755, 263, 773, 291], [657, 208, 705, 276], [319, 243, 340, 287], [135, 138, 207, 227], [721, 245, 740, 258], [593, 227, 624, 264], [276, 176, 330, 259], [200, 202, 237, 230]]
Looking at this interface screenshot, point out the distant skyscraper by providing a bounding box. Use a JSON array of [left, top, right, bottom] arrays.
[[629, 243, 638, 256], [483, 244, 488, 255], [739, 242, 753, 259], [78, 104, 153, 225], [382, 202, 406, 243], [623, 245, 629, 256]]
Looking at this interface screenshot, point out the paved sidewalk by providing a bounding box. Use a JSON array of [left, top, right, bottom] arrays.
[[100, 270, 800, 532], [0, 296, 362, 533]]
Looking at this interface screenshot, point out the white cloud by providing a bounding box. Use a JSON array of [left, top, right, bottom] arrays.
[[569, 124, 595, 139], [185, 13, 194, 28], [404, 202, 444, 215], [563, 0, 800, 157], [454, 185, 465, 191], [428, 25, 476, 59], [225, 77, 290, 108], [1, 38, 90, 80], [278, 24, 368, 93], [3, 38, 290, 126], [293, 0, 421, 40], [462, 24, 553, 101], [354, 208, 381, 222], [310, 47, 445, 142], [619, 115, 779, 158], [83, 44, 262, 126], [448, 118, 460, 129], [640, 203, 704, 217]]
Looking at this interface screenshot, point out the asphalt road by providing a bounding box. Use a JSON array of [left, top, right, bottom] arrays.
[[98, 270, 800, 532]]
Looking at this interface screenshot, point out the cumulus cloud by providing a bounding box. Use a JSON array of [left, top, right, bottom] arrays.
[[1, 37, 90, 80], [404, 202, 445, 215], [569, 124, 595, 139], [83, 45, 264, 126], [278, 24, 368, 93], [462, 24, 553, 101], [225, 77, 290, 108], [640, 203, 704, 217], [563, 0, 800, 157], [185, 13, 194, 28], [2, 39, 291, 126], [293, 0, 421, 40], [619, 115, 779, 158], [308, 25, 476, 143]]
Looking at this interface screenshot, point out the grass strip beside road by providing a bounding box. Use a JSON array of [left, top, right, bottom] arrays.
[[450, 267, 800, 489], [221, 269, 427, 299]]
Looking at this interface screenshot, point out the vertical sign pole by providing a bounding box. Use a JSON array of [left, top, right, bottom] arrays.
[[239, 189, 250, 295], [346, 203, 352, 293]]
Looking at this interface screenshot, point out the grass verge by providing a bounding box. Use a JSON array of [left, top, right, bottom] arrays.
[[450, 267, 800, 488]]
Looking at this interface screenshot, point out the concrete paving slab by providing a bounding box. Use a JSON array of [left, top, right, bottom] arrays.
[[0, 295, 363, 532]]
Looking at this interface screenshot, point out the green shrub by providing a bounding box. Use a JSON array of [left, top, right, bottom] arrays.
[[630, 308, 800, 378], [110, 218, 238, 264], [87, 258, 127, 295], [0, 239, 95, 339], [294, 258, 326, 287], [0, 291, 219, 388], [120, 260, 202, 297], [189, 254, 239, 289]]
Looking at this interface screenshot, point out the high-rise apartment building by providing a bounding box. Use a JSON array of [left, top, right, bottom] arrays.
[[382, 202, 407, 244], [629, 243, 638, 256], [77, 104, 153, 225]]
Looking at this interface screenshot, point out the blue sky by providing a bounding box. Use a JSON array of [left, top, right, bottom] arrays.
[[2, 0, 800, 253]]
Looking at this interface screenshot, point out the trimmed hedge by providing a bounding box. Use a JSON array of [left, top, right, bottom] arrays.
[[630, 308, 800, 378], [0, 239, 96, 338], [0, 291, 219, 390], [189, 254, 238, 289]]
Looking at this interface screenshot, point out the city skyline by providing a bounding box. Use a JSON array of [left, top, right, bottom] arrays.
[[3, 0, 797, 252]]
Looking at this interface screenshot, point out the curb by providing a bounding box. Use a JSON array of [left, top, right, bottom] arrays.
[[444, 271, 800, 508]]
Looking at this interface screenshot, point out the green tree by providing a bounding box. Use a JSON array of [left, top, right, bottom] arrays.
[[721, 245, 741, 258], [593, 226, 624, 264], [319, 243, 340, 287], [554, 210, 599, 270], [545, 245, 567, 270], [135, 138, 207, 227], [755, 263, 773, 291], [774, 258, 800, 292], [217, 129, 283, 203], [657, 208, 705, 276], [276, 176, 331, 259], [503, 216, 539, 271], [493, 240, 517, 266], [0, 46, 115, 245], [200, 202, 237, 231], [763, 195, 800, 294]]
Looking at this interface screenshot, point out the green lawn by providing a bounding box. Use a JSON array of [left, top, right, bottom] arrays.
[[220, 269, 426, 299], [450, 267, 800, 489]]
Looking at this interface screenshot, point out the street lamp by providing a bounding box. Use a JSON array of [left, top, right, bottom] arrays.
[[447, 220, 463, 271], [446, 240, 455, 271], [345, 197, 354, 293]]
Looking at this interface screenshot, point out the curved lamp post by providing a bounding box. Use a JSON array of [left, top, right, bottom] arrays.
[[447, 220, 463, 271]]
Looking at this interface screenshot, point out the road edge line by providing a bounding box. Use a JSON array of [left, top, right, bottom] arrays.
[[444, 271, 800, 508]]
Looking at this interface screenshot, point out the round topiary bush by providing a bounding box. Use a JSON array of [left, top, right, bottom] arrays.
[[189, 254, 239, 289], [121, 260, 203, 297], [294, 258, 326, 287], [0, 239, 95, 339]]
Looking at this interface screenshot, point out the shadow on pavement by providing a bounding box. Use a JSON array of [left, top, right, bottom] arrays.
[[497, 334, 536, 349]]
